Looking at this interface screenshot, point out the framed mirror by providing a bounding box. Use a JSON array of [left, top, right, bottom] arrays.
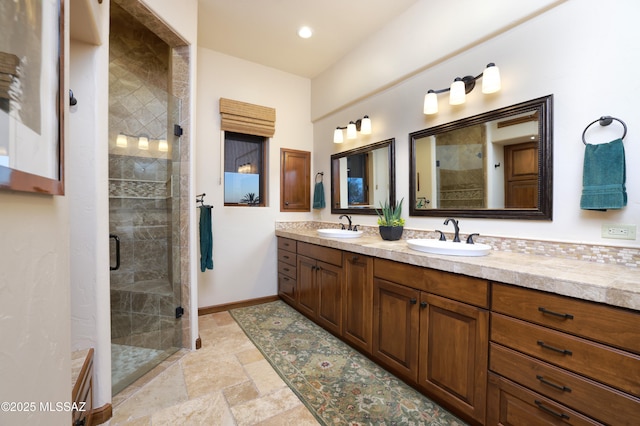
[[0, 0, 65, 195], [409, 95, 553, 220], [331, 138, 395, 215]]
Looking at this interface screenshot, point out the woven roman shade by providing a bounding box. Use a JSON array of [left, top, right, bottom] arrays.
[[220, 98, 276, 137]]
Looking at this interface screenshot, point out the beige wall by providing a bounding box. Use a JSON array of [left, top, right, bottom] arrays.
[[195, 49, 313, 308], [312, 0, 640, 246]]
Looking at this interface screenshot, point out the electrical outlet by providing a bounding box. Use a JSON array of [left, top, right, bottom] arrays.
[[601, 224, 637, 240]]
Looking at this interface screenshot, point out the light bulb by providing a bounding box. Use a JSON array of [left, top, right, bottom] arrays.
[[138, 136, 149, 150], [158, 139, 168, 152], [482, 63, 501, 94], [449, 78, 466, 105], [346, 122, 357, 139], [116, 133, 128, 148], [423, 91, 438, 115], [360, 116, 372, 134]]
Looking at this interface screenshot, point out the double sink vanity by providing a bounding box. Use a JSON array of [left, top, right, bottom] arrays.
[[275, 226, 640, 425]]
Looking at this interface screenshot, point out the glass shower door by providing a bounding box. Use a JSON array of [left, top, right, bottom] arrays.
[[109, 92, 182, 395]]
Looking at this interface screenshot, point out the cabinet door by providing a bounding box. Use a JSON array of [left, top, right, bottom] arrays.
[[343, 254, 373, 354], [297, 255, 317, 319], [419, 293, 489, 424], [280, 148, 310, 211], [373, 278, 420, 382], [316, 261, 343, 335]]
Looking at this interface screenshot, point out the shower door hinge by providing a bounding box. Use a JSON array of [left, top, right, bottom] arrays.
[[174, 124, 183, 137], [175, 306, 184, 318]]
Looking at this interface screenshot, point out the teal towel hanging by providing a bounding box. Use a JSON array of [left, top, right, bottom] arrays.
[[313, 173, 325, 209], [580, 138, 627, 211], [199, 206, 214, 271]]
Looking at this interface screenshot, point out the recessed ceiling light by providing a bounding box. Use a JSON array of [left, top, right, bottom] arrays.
[[298, 26, 313, 39]]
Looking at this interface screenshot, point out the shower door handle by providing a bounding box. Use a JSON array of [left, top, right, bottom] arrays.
[[110, 234, 121, 271]]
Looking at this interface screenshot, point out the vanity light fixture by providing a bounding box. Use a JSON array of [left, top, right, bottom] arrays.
[[333, 115, 372, 143], [423, 63, 501, 115], [158, 139, 169, 152], [116, 133, 128, 148], [138, 136, 149, 150]]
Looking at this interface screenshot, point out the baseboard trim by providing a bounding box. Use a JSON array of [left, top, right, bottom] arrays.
[[92, 402, 112, 425], [198, 295, 279, 316]]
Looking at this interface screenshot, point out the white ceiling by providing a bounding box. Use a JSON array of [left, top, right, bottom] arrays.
[[197, 0, 419, 79]]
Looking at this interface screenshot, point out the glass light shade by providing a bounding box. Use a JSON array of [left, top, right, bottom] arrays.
[[346, 122, 357, 139], [423, 91, 438, 115], [360, 116, 372, 134], [158, 139, 168, 152], [333, 128, 343, 143], [298, 26, 313, 39], [449, 79, 466, 105], [138, 136, 149, 150], [482, 63, 501, 94], [116, 133, 128, 148]]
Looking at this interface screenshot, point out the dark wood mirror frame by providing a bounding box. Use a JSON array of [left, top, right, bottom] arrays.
[[0, 0, 65, 195], [330, 138, 396, 215], [409, 95, 553, 220]]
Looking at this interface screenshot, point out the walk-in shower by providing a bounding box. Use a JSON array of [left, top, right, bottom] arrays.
[[108, 3, 182, 395]]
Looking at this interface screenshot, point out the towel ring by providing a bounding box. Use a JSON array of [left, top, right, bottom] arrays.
[[582, 116, 627, 145]]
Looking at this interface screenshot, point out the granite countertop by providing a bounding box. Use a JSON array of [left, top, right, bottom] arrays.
[[275, 229, 640, 312]]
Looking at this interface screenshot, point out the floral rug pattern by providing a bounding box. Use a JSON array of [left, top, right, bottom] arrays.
[[230, 301, 466, 425]]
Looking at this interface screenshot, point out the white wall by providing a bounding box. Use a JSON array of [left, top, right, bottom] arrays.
[[196, 49, 313, 308], [312, 0, 640, 247], [0, 4, 71, 425]]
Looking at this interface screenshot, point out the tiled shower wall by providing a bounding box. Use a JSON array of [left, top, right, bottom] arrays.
[[109, 1, 191, 349]]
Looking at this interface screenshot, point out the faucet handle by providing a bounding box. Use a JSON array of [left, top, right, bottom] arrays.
[[466, 233, 480, 244], [435, 230, 446, 241], [353, 225, 359, 231]]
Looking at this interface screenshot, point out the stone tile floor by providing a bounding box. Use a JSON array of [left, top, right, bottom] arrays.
[[108, 311, 320, 425]]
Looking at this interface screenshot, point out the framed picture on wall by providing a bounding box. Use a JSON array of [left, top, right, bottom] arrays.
[[0, 0, 65, 195]]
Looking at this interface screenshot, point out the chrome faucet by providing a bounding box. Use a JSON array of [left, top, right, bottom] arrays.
[[443, 218, 460, 242], [339, 215, 353, 230]]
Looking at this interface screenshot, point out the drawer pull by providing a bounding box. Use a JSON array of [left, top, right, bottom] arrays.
[[410, 298, 417, 305], [536, 375, 572, 393], [283, 277, 289, 282], [537, 340, 573, 356], [420, 301, 427, 308], [534, 400, 570, 420], [283, 268, 290, 272], [283, 255, 290, 259], [351, 255, 359, 262], [538, 307, 574, 320]]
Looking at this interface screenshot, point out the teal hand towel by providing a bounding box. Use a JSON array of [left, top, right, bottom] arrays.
[[580, 138, 627, 211], [313, 181, 326, 209], [199, 206, 214, 271]]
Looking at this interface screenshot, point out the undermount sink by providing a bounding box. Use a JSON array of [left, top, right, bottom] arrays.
[[407, 239, 491, 257], [317, 229, 363, 239]]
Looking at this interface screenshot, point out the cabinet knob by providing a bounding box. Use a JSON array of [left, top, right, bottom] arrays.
[[410, 298, 417, 305], [352, 255, 359, 262], [420, 301, 427, 308]]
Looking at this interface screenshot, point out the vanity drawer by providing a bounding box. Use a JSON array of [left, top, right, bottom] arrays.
[[278, 250, 297, 266], [277, 237, 297, 253], [487, 373, 602, 426], [491, 313, 640, 396], [297, 242, 342, 266], [374, 258, 489, 307], [492, 283, 640, 354], [490, 343, 640, 425], [278, 260, 296, 279]]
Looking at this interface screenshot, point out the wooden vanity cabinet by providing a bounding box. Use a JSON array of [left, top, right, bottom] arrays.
[[297, 242, 343, 334], [488, 283, 640, 425], [373, 258, 489, 424], [277, 238, 297, 306], [342, 253, 373, 354]]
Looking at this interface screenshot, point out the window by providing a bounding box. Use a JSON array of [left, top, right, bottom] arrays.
[[224, 132, 266, 206]]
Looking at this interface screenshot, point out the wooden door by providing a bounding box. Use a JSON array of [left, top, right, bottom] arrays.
[[316, 261, 343, 335], [343, 253, 373, 354], [297, 255, 317, 319], [280, 148, 311, 211], [504, 142, 538, 208], [373, 278, 420, 382], [419, 293, 489, 424]]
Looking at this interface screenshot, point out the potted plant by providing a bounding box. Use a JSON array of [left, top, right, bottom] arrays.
[[376, 198, 405, 241]]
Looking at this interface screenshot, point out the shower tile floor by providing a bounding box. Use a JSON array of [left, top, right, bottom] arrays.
[[112, 344, 178, 396]]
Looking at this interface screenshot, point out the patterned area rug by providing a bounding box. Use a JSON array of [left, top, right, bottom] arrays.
[[230, 300, 466, 425]]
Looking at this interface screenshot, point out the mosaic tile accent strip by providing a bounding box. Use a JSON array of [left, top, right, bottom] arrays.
[[109, 178, 170, 199], [276, 221, 640, 267]]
